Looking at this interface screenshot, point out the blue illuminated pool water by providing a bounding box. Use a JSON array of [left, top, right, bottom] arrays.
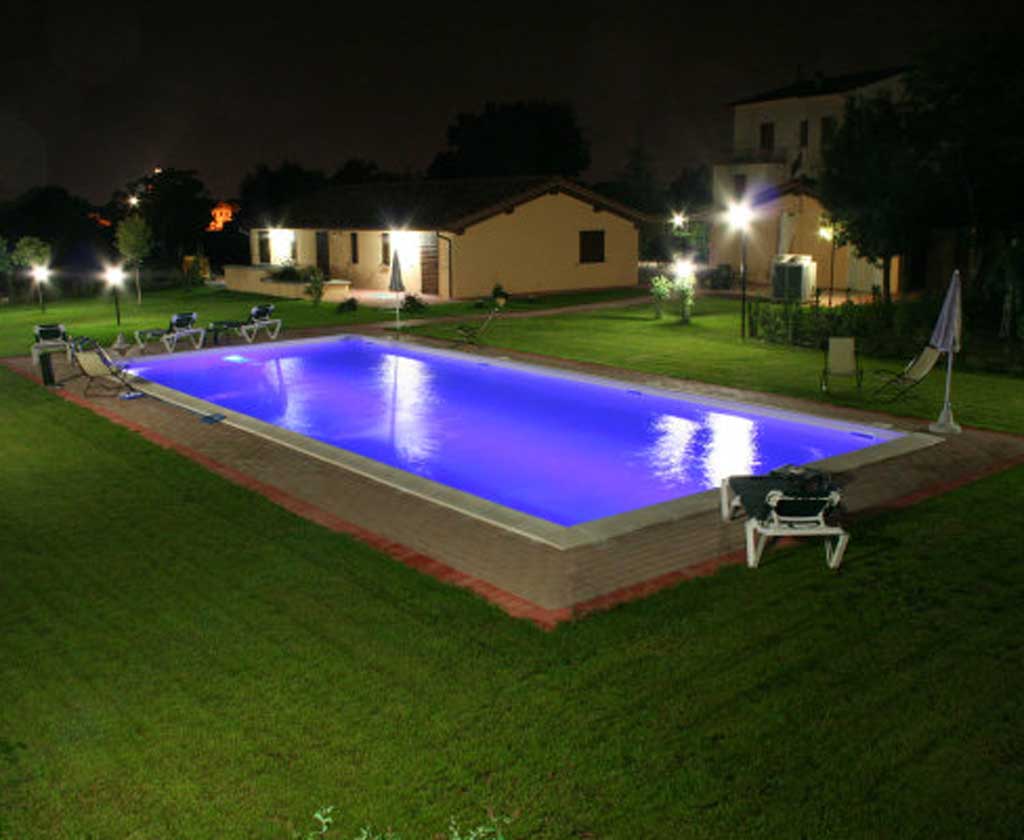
[[125, 337, 900, 527]]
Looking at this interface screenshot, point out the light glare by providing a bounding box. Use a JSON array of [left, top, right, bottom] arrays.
[[105, 265, 126, 286], [725, 201, 753, 232], [31, 265, 51, 284]]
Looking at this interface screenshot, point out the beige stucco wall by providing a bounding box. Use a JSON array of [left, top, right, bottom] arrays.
[[731, 76, 903, 180], [248, 196, 638, 301], [250, 228, 426, 294], [223, 264, 351, 301], [709, 192, 899, 296], [447, 192, 638, 299]]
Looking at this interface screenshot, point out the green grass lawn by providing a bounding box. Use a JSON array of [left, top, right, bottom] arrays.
[[411, 297, 1024, 434], [2, 362, 1024, 837], [0, 285, 645, 359]]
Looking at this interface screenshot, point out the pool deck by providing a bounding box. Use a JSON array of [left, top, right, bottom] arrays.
[[7, 339, 1024, 628]]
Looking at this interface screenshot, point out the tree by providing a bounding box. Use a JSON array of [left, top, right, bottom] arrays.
[[0, 236, 10, 303], [126, 168, 214, 264], [115, 214, 155, 304], [239, 162, 328, 225], [11, 236, 52, 268], [427, 101, 590, 179], [667, 165, 712, 214], [332, 158, 393, 185], [10, 237, 52, 305], [819, 93, 929, 302], [0, 186, 105, 289], [905, 34, 1024, 328]]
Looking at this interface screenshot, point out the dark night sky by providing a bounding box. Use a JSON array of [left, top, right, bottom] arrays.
[[2, 0, 1021, 203]]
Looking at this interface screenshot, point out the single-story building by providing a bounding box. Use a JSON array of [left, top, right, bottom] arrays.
[[223, 176, 642, 301]]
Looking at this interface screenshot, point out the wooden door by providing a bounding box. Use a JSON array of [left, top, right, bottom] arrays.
[[420, 233, 439, 295]]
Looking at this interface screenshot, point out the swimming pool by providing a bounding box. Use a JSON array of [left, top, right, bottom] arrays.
[[124, 336, 907, 541]]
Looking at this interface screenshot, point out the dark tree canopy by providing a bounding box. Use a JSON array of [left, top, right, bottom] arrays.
[[238, 162, 329, 225], [0, 186, 102, 270], [667, 165, 712, 213], [126, 168, 214, 263], [332, 158, 394, 185], [427, 101, 590, 179], [819, 93, 930, 301]]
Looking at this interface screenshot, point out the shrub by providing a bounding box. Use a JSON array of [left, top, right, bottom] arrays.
[[650, 274, 673, 318], [336, 297, 358, 313], [304, 267, 326, 306], [401, 293, 428, 313]]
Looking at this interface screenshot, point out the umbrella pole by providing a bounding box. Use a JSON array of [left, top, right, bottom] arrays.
[[929, 348, 961, 435]]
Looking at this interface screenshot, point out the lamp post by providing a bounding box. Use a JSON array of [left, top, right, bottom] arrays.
[[818, 223, 837, 306], [726, 201, 753, 339], [31, 265, 51, 313], [105, 265, 125, 326]]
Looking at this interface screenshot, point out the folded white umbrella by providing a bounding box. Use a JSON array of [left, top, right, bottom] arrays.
[[929, 270, 962, 434], [389, 252, 405, 338]]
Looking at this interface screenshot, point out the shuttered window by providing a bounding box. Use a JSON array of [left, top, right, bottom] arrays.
[[579, 230, 605, 264]]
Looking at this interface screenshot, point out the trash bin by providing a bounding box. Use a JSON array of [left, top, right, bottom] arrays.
[[39, 351, 56, 386]]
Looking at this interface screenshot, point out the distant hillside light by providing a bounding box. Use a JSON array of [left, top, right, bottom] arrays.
[[671, 212, 687, 229]]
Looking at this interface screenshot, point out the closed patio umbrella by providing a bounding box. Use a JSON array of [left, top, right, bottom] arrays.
[[929, 270, 962, 435], [389, 252, 405, 339]]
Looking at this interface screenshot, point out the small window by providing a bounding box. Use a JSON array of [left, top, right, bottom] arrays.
[[579, 230, 605, 264], [350, 232, 359, 264], [381, 232, 391, 266], [257, 230, 270, 264], [821, 116, 837, 145], [799, 119, 809, 147], [733, 173, 748, 200], [759, 122, 775, 152]]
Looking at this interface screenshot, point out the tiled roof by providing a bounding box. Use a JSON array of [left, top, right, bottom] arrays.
[[731, 67, 908, 107], [279, 176, 644, 232]]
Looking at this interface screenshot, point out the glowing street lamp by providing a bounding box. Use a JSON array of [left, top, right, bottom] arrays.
[[818, 222, 838, 306], [725, 200, 753, 339], [105, 265, 126, 325], [127, 195, 140, 208], [671, 211, 687, 230], [31, 265, 51, 313]]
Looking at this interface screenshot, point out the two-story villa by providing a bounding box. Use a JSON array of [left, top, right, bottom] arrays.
[[710, 68, 906, 299]]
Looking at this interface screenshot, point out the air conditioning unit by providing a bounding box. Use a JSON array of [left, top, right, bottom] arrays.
[[771, 254, 817, 301]]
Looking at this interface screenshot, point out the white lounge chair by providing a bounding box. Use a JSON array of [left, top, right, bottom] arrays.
[[135, 312, 205, 353], [31, 323, 73, 366], [744, 489, 850, 570], [820, 336, 862, 392], [873, 345, 941, 402], [239, 304, 282, 343]]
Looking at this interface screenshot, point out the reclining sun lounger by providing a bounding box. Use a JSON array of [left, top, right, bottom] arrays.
[[820, 336, 863, 392], [135, 312, 205, 353], [73, 342, 140, 396], [873, 345, 941, 402], [720, 466, 850, 570]]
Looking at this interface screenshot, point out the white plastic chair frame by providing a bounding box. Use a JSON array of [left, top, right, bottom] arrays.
[[744, 489, 850, 570]]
